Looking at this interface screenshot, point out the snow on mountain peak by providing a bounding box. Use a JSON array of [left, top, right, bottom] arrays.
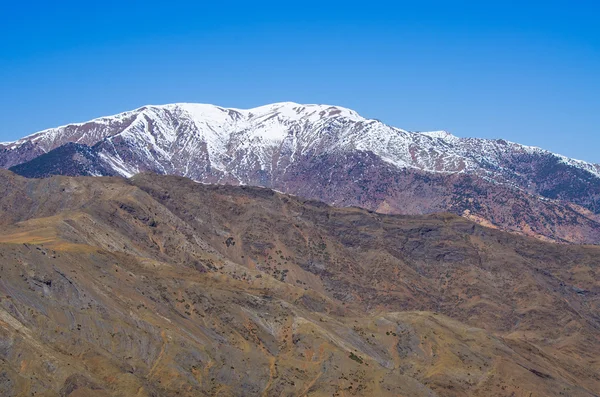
[[145, 102, 364, 123], [420, 130, 458, 140], [3, 102, 600, 183]]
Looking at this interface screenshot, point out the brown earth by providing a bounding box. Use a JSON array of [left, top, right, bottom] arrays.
[[0, 170, 598, 396]]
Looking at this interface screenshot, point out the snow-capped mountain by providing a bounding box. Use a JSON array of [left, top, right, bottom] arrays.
[[3, 102, 600, 243]]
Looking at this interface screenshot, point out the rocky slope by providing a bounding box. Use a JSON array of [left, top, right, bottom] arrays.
[[0, 170, 599, 396], [3, 102, 600, 243]]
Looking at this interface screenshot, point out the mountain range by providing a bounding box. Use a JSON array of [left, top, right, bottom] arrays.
[[2, 102, 600, 244], [0, 170, 598, 396]]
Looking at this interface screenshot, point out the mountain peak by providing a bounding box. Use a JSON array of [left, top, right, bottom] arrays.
[[3, 101, 600, 245], [420, 130, 458, 140], [140, 102, 365, 122]]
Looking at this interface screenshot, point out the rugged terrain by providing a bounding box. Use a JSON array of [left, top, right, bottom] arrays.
[[0, 170, 598, 396], [3, 102, 600, 243]]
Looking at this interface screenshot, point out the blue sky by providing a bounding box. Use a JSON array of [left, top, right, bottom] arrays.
[[1, 1, 599, 162]]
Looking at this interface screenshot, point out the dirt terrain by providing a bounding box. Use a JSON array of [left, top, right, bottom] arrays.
[[0, 170, 598, 396]]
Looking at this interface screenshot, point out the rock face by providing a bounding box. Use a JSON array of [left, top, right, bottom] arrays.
[[3, 102, 600, 243], [0, 170, 599, 396]]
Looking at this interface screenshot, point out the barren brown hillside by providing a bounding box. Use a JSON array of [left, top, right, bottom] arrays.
[[0, 170, 598, 396]]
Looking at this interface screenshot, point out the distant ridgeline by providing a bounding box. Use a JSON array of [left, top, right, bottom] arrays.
[[2, 102, 600, 244]]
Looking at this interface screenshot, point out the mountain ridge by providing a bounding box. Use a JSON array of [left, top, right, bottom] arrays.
[[3, 102, 600, 244], [4, 102, 598, 174]]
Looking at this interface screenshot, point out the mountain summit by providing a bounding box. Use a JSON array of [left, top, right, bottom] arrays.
[[3, 102, 600, 243]]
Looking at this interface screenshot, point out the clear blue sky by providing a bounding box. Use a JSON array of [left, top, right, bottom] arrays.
[[1, 1, 599, 162]]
